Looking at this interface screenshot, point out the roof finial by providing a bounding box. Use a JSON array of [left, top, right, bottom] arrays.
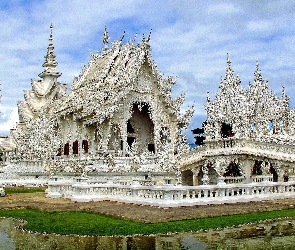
[[147, 29, 152, 42], [227, 53, 231, 64], [102, 26, 110, 45], [254, 60, 262, 85], [38, 24, 62, 79], [131, 32, 137, 43], [224, 53, 234, 83], [120, 30, 126, 42], [206, 91, 210, 103]]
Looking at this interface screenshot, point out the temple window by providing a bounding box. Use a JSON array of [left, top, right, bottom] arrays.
[[64, 143, 69, 155], [268, 121, 273, 131], [56, 146, 62, 156], [148, 144, 155, 153], [221, 122, 234, 138], [73, 140, 78, 154], [82, 140, 88, 153]]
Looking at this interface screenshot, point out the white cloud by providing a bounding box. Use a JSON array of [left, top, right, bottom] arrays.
[[1, 0, 295, 141], [0, 107, 18, 135], [247, 20, 273, 32], [207, 3, 240, 15]]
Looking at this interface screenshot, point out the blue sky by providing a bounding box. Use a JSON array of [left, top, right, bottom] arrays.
[[1, 0, 295, 145]]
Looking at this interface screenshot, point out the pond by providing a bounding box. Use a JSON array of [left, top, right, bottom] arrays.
[[1, 217, 295, 249]]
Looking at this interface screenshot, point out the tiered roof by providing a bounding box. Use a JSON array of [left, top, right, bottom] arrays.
[[205, 55, 292, 142]]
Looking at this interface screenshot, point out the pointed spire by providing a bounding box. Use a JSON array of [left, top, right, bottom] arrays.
[[147, 29, 152, 42], [224, 53, 234, 83], [282, 85, 290, 106], [282, 85, 286, 96], [227, 53, 231, 64], [102, 26, 110, 45], [131, 32, 137, 43], [206, 91, 210, 103], [38, 24, 62, 79], [120, 30, 125, 42], [253, 60, 263, 85]]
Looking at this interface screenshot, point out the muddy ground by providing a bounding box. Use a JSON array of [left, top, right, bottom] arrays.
[[0, 193, 295, 223]]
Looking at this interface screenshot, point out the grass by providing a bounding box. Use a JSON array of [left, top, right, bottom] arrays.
[[1, 187, 295, 236], [0, 208, 295, 236], [4, 187, 46, 194]]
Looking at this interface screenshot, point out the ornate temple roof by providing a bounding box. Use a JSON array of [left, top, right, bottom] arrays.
[[17, 25, 66, 123], [205, 55, 293, 143], [49, 28, 192, 127], [38, 24, 62, 80]]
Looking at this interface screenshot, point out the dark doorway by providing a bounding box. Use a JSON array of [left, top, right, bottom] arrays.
[[224, 161, 242, 177], [182, 170, 194, 186], [56, 146, 62, 156], [269, 165, 278, 182], [127, 137, 135, 149], [82, 140, 88, 153], [73, 140, 79, 154], [64, 143, 69, 155], [148, 144, 155, 153], [252, 160, 263, 175], [127, 120, 135, 133], [221, 122, 234, 138]]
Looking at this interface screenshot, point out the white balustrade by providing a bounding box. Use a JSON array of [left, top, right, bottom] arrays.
[[46, 178, 295, 207]]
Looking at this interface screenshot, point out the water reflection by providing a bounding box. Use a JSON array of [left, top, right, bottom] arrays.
[[1, 217, 295, 249], [0, 232, 15, 250]]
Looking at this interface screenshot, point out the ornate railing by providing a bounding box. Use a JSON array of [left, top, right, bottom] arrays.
[[205, 137, 295, 157], [47, 177, 295, 207], [224, 176, 245, 184], [180, 137, 295, 168]]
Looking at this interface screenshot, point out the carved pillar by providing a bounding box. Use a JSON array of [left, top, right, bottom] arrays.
[[192, 169, 199, 186], [69, 115, 76, 156], [243, 159, 253, 183], [121, 120, 127, 154], [215, 121, 221, 139], [153, 124, 160, 154], [201, 163, 210, 185]]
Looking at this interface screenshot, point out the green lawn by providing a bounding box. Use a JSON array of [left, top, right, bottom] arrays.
[[0, 208, 295, 236], [1, 187, 295, 236], [4, 187, 46, 194]]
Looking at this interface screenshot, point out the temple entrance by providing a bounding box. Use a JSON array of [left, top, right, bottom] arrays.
[[128, 103, 154, 154], [182, 170, 194, 186]]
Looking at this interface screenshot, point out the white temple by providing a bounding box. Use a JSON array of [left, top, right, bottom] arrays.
[[1, 26, 295, 206]]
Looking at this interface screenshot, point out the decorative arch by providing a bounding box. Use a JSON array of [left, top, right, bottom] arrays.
[[181, 169, 194, 186], [223, 161, 243, 177], [128, 102, 155, 154], [197, 161, 218, 185]]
